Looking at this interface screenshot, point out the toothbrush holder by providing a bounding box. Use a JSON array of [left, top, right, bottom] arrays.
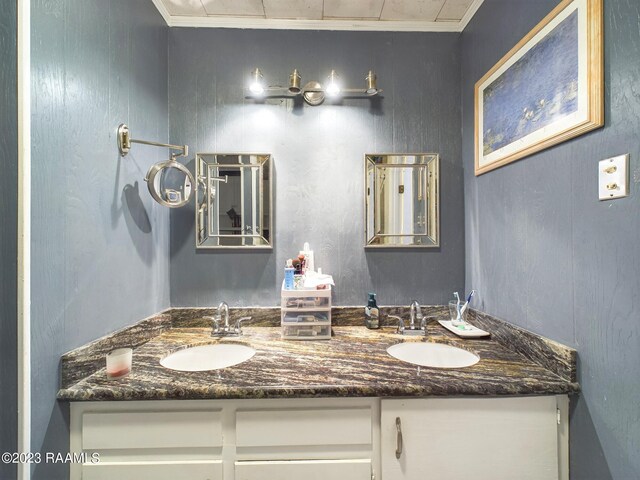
[[448, 301, 468, 326]]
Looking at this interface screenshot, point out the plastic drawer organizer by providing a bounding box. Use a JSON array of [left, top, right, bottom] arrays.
[[281, 284, 332, 340]]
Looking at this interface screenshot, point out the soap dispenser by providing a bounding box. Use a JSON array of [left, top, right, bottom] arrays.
[[365, 293, 380, 329], [300, 242, 314, 273]]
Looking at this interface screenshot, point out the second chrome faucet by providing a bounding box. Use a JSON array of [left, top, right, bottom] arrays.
[[210, 301, 253, 336], [391, 300, 434, 335]]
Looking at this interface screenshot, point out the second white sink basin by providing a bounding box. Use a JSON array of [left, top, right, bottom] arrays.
[[160, 344, 256, 372], [387, 342, 479, 369]]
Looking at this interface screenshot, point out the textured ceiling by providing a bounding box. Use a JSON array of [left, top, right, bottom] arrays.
[[155, 0, 482, 30]]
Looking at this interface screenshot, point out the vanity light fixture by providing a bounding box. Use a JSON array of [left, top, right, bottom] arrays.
[[247, 68, 382, 106]]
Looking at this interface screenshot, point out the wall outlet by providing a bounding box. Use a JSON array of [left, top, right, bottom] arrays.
[[598, 154, 629, 201]]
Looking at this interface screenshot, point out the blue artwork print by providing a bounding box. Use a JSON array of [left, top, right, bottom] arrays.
[[483, 10, 579, 156]]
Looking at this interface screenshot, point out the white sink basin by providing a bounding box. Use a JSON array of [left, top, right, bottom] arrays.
[[160, 344, 256, 372], [387, 342, 479, 369]]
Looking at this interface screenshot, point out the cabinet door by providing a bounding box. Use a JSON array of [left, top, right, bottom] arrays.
[[381, 397, 559, 480], [235, 459, 371, 480]]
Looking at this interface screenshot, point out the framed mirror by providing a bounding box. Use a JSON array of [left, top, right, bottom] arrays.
[[365, 153, 439, 248], [196, 153, 272, 249]]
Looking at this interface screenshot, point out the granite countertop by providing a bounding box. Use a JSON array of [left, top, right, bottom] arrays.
[[57, 308, 579, 401]]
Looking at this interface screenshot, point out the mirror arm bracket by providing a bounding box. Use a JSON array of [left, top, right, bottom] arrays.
[[118, 124, 188, 158]]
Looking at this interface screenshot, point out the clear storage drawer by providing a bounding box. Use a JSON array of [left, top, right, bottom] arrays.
[[282, 324, 331, 340], [282, 311, 330, 324], [282, 296, 331, 309]]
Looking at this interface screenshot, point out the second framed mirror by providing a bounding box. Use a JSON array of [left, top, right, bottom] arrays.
[[365, 153, 439, 248]]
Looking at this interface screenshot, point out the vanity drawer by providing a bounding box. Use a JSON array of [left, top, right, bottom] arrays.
[[81, 410, 222, 450], [235, 407, 372, 447], [82, 461, 223, 480], [235, 459, 371, 480]]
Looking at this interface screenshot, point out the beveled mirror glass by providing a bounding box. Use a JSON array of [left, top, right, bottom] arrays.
[[365, 153, 439, 248], [196, 153, 272, 249]]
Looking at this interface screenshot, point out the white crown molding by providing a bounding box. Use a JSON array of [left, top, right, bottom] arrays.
[[151, 0, 487, 32], [166, 15, 463, 32], [150, 0, 172, 25], [458, 0, 485, 31]]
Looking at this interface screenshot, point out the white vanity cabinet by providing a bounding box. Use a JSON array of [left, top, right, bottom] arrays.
[[70, 396, 568, 480], [70, 398, 379, 480], [380, 396, 569, 480]]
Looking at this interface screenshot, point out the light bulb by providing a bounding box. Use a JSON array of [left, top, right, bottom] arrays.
[[326, 70, 341, 96], [288, 69, 302, 94], [365, 70, 378, 95], [249, 68, 265, 95]]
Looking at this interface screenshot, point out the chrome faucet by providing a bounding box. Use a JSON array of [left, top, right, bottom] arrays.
[[205, 302, 251, 337], [390, 301, 433, 336], [209, 301, 252, 336], [409, 300, 422, 330], [217, 301, 230, 330]]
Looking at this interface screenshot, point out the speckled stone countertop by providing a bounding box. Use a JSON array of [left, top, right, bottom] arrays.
[[57, 308, 579, 401]]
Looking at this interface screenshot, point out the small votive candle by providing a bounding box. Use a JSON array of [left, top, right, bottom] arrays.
[[106, 348, 132, 379]]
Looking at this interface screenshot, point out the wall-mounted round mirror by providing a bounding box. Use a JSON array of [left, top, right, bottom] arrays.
[[145, 157, 195, 208]]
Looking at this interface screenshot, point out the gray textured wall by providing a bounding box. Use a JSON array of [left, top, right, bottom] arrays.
[[30, 0, 169, 478], [0, 0, 18, 478], [168, 29, 465, 308], [462, 0, 640, 478]]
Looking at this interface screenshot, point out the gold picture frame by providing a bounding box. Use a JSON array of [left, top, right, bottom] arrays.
[[474, 0, 603, 176]]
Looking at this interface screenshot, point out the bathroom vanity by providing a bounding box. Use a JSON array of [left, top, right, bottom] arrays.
[[59, 308, 577, 480], [70, 395, 567, 480]]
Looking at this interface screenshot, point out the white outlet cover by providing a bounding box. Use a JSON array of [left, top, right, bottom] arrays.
[[599, 154, 629, 201]]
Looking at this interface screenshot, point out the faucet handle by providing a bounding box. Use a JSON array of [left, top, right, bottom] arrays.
[[420, 315, 435, 331], [234, 316, 253, 334], [205, 315, 221, 335], [388, 315, 405, 334]]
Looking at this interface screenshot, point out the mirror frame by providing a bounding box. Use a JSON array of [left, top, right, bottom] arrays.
[[364, 153, 440, 249], [195, 153, 273, 250]]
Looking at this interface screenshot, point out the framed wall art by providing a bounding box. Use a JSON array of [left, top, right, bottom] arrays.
[[475, 0, 603, 175]]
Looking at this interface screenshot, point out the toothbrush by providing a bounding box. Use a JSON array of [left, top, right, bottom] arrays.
[[460, 290, 476, 317], [466, 290, 476, 304], [456, 290, 477, 327]]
